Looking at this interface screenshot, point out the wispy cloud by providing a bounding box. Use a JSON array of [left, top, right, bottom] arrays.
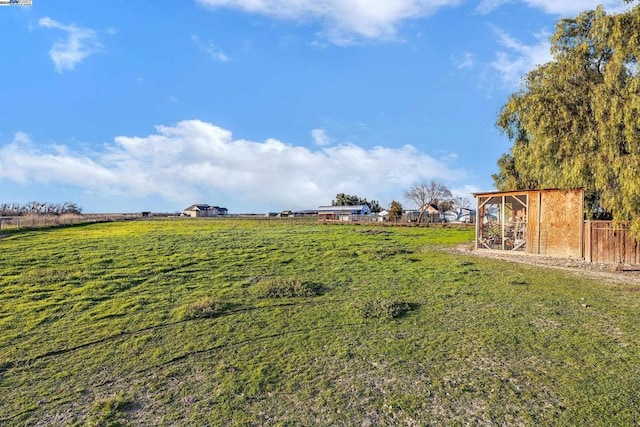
[[311, 128, 333, 146], [490, 28, 552, 87], [477, 0, 627, 15], [0, 120, 468, 211], [453, 52, 475, 70], [196, 0, 462, 45], [476, 0, 510, 14], [38, 17, 102, 73], [191, 34, 229, 62]]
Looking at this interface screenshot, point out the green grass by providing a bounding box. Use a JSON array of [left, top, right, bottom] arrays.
[[1, 219, 639, 425]]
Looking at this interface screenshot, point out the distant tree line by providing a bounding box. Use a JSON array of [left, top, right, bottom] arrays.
[[331, 181, 473, 223], [0, 201, 82, 216]]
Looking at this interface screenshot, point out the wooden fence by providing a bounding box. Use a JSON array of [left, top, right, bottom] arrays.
[[583, 221, 640, 264]]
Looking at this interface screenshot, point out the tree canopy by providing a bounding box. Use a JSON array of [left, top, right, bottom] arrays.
[[388, 200, 403, 221], [331, 193, 382, 213], [495, 4, 640, 232]]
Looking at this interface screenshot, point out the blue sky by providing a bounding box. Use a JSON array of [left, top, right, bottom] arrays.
[[0, 0, 628, 213]]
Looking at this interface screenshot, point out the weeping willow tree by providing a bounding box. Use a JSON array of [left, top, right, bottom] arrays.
[[495, 2, 640, 234]]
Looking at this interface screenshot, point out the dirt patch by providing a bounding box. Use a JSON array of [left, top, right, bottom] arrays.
[[451, 244, 640, 285]]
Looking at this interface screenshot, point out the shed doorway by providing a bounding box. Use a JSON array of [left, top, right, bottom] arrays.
[[477, 194, 528, 251]]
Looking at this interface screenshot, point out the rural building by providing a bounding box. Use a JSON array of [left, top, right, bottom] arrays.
[[403, 204, 442, 223], [474, 189, 584, 258], [475, 188, 640, 264], [318, 205, 371, 221], [183, 204, 228, 218]]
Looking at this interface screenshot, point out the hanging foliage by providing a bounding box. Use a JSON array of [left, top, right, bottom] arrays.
[[495, 3, 640, 233]]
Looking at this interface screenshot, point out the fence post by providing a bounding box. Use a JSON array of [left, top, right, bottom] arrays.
[[584, 221, 592, 262]]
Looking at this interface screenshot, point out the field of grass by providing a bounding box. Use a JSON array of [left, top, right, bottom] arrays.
[[1, 219, 640, 425]]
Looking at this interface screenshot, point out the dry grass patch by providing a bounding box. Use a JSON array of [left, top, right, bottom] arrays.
[[255, 277, 320, 298], [181, 297, 229, 320], [357, 298, 412, 320]]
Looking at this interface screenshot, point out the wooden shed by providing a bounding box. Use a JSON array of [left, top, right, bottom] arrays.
[[474, 189, 584, 258]]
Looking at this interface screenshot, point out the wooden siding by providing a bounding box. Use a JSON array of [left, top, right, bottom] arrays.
[[584, 221, 640, 265], [538, 189, 583, 258]]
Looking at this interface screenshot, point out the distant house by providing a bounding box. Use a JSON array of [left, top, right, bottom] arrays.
[[318, 205, 371, 221], [183, 204, 228, 218], [443, 208, 476, 224], [403, 204, 442, 223]]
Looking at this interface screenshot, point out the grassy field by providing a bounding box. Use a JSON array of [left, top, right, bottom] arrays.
[[1, 219, 640, 425]]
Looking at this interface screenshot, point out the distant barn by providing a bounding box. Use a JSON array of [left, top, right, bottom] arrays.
[[317, 205, 371, 222]]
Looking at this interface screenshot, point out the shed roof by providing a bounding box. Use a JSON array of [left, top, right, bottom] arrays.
[[472, 188, 582, 197], [317, 205, 368, 213], [184, 204, 227, 212]]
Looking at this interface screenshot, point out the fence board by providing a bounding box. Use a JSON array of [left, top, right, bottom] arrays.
[[584, 221, 640, 265]]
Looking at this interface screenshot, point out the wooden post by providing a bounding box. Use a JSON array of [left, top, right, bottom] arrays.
[[475, 197, 480, 250], [584, 221, 592, 262], [501, 195, 506, 250], [537, 192, 542, 255]]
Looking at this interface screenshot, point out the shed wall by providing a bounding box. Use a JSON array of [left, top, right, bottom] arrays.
[[538, 189, 583, 258], [476, 189, 583, 258]]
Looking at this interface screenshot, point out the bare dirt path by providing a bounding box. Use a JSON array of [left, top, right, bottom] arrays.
[[451, 244, 640, 286]]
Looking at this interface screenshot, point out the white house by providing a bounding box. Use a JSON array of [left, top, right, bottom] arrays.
[[183, 204, 228, 218]]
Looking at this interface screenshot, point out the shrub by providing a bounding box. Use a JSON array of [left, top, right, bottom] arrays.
[[358, 298, 411, 320], [182, 297, 227, 320], [87, 394, 133, 427], [256, 277, 319, 298]]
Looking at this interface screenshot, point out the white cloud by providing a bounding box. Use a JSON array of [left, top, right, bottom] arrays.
[[451, 184, 482, 201], [490, 28, 552, 87], [0, 132, 117, 188], [196, 0, 461, 45], [311, 128, 333, 146], [478, 0, 627, 15], [191, 34, 229, 62], [523, 0, 627, 15], [38, 17, 102, 73], [0, 121, 468, 211]]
